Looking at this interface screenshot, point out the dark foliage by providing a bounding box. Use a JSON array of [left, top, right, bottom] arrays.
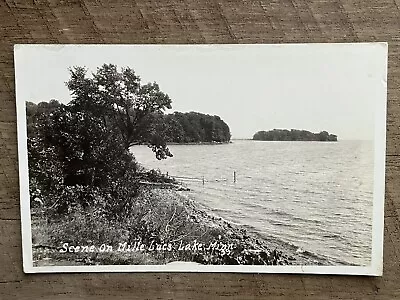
[[27, 64, 175, 215], [153, 111, 231, 143], [253, 129, 337, 141]]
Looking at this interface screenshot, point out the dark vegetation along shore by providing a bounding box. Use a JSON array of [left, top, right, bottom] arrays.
[[28, 64, 324, 267], [155, 112, 231, 144], [253, 129, 338, 141]]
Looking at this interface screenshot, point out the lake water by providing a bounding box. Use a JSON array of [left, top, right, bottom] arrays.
[[131, 140, 374, 266]]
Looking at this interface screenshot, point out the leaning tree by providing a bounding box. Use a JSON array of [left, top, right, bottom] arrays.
[[66, 63, 173, 159]]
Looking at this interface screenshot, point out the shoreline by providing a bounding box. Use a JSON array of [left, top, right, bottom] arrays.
[[176, 189, 344, 266], [31, 184, 347, 267]]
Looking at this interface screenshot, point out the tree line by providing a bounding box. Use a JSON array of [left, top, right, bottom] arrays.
[[154, 112, 231, 144], [253, 129, 337, 141]]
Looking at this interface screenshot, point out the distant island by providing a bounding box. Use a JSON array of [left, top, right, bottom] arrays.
[[253, 129, 337, 142]]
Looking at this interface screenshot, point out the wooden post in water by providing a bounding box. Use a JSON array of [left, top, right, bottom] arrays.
[[202, 176, 205, 185], [233, 171, 236, 183]]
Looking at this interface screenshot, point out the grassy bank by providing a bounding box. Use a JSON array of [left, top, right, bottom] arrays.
[[32, 185, 330, 267]]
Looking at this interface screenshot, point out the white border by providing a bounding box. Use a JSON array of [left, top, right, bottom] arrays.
[[15, 43, 388, 275]]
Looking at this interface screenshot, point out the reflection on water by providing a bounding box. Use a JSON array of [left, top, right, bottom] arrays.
[[132, 140, 373, 266]]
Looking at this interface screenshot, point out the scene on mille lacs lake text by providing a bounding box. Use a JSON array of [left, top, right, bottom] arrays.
[[15, 44, 387, 275]]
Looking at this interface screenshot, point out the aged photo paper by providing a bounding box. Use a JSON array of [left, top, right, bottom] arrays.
[[15, 43, 387, 275]]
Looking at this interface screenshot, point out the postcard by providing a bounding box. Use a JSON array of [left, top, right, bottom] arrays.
[[15, 43, 387, 275]]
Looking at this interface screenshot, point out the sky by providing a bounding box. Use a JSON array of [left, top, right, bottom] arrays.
[[14, 44, 387, 140]]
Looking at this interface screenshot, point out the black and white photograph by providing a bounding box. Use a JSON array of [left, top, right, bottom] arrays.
[[15, 43, 387, 275]]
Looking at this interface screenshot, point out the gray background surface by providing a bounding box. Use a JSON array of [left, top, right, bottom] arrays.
[[0, 0, 399, 299]]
